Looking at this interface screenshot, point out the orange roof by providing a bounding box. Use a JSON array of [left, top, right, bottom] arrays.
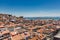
[[37, 29, 44, 33], [56, 26, 60, 29], [0, 32, 2, 34], [21, 33, 25, 38], [11, 34, 23, 40], [40, 34, 46, 39], [50, 29, 55, 32], [3, 38, 9, 40], [37, 34, 45, 40], [7, 22, 16, 27], [2, 30, 9, 34], [17, 34, 23, 39], [26, 32, 30, 36], [0, 25, 4, 28], [10, 31, 17, 36]]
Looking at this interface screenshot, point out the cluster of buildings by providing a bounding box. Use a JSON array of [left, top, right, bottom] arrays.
[[0, 14, 60, 40]]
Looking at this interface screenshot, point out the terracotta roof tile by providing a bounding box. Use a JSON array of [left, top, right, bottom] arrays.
[[0, 25, 4, 28], [10, 31, 17, 36], [2, 30, 9, 34]]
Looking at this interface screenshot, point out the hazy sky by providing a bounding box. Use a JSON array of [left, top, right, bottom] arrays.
[[0, 0, 60, 17]]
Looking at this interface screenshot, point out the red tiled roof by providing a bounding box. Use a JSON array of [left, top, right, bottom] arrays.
[[2, 30, 9, 34]]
